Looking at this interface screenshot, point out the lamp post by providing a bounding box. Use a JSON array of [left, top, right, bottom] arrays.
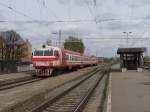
[[123, 32, 132, 47]]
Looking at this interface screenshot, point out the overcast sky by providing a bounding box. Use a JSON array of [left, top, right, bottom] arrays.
[[0, 0, 150, 57]]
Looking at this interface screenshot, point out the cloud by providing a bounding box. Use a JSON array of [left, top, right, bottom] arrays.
[[115, 0, 150, 8], [57, 0, 96, 6], [57, 0, 69, 5], [1, 0, 150, 56], [97, 20, 150, 38], [0, 9, 4, 20]]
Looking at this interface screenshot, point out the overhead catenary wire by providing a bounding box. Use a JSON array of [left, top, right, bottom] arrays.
[[83, 0, 94, 17], [85, 37, 150, 40], [42, 0, 59, 20], [1, 17, 149, 24], [93, 0, 96, 6], [0, 1, 34, 20], [1, 1, 150, 41], [0, 18, 121, 24], [83, 0, 98, 24]]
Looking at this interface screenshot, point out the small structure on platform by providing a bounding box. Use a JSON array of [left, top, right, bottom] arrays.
[[117, 47, 146, 72]]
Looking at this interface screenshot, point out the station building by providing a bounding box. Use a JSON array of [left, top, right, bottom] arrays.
[[0, 31, 32, 73], [0, 36, 6, 61], [21, 40, 32, 63], [117, 47, 146, 72]]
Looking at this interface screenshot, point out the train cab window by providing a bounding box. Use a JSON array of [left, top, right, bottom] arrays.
[[44, 50, 53, 56], [54, 51, 59, 57], [34, 50, 44, 56]]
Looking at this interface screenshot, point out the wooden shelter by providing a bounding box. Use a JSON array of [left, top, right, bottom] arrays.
[[117, 47, 146, 71]]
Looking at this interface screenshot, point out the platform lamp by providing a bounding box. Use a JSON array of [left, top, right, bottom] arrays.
[[123, 32, 132, 47]]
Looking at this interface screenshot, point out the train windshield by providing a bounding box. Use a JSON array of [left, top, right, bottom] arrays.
[[34, 50, 56, 56], [44, 50, 53, 56], [34, 50, 44, 56]]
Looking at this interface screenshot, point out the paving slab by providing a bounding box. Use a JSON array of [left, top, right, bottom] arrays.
[[111, 67, 150, 112]]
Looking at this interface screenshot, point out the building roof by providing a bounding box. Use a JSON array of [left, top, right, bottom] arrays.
[[117, 47, 147, 54], [0, 30, 24, 45]]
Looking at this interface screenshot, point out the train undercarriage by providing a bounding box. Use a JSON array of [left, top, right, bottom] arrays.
[[32, 64, 97, 77]]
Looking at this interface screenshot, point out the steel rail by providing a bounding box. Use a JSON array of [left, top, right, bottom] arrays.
[[73, 70, 108, 112], [30, 67, 109, 112], [0, 77, 42, 91], [0, 66, 99, 91]]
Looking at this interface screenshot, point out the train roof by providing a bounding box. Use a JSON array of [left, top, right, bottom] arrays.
[[33, 45, 97, 58], [82, 54, 97, 58], [60, 48, 97, 58], [61, 48, 82, 55], [34, 45, 60, 51]]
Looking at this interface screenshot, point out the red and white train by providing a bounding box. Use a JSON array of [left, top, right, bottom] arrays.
[[32, 45, 98, 76]]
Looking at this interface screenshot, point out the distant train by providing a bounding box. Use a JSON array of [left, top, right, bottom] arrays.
[[32, 45, 98, 76]]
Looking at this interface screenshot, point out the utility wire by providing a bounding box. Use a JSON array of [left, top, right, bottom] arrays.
[[85, 37, 150, 40], [93, 0, 96, 6], [0, 2, 34, 20], [83, 0, 100, 27], [0, 19, 123, 24], [41, 0, 59, 20], [83, 0, 95, 19], [0, 19, 93, 24], [0, 18, 148, 24], [36, 0, 42, 21]]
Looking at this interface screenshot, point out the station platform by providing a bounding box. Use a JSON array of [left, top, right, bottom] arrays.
[[111, 64, 150, 112]]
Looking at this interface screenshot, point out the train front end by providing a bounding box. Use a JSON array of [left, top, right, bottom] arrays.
[[32, 45, 61, 76]]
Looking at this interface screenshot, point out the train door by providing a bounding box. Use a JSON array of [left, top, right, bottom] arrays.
[[61, 52, 67, 66]]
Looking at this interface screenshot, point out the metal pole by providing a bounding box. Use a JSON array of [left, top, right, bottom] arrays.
[[141, 40, 143, 47], [123, 32, 132, 48], [127, 33, 128, 47], [59, 30, 61, 48]]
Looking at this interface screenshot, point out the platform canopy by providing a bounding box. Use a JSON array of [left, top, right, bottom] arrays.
[[117, 47, 147, 70], [117, 47, 147, 54]]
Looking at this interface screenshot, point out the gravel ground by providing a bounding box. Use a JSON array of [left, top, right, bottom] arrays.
[[0, 72, 32, 85], [82, 74, 107, 112], [0, 66, 97, 112], [40, 69, 102, 112]]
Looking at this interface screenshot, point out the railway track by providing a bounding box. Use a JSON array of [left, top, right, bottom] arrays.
[[143, 65, 150, 70], [0, 77, 42, 91], [0, 71, 30, 75], [31, 68, 110, 112], [0, 67, 99, 91]]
